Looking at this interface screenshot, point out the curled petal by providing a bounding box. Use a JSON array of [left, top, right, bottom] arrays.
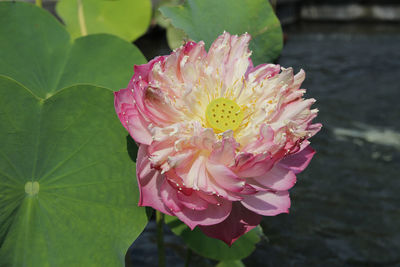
[[134, 56, 165, 83], [161, 179, 184, 213], [177, 191, 209, 211], [280, 145, 316, 174], [251, 163, 297, 191], [199, 202, 262, 246], [246, 63, 281, 84], [209, 137, 237, 166], [114, 88, 152, 145], [235, 152, 275, 178], [206, 161, 245, 192], [174, 197, 232, 230], [242, 124, 274, 153], [136, 145, 172, 215], [241, 191, 290, 216], [207, 32, 252, 95]]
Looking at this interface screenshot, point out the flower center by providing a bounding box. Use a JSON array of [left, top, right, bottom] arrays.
[[206, 98, 244, 133]]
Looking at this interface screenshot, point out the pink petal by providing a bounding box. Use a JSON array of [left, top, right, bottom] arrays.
[[184, 154, 207, 190], [280, 145, 316, 174], [209, 137, 237, 166], [199, 202, 262, 246], [133, 56, 165, 83], [181, 155, 242, 201], [240, 184, 258, 195], [177, 191, 209, 211], [292, 69, 306, 90], [206, 161, 245, 193], [241, 191, 290, 216], [160, 179, 184, 213], [174, 197, 232, 230], [235, 152, 275, 178], [196, 191, 219, 205], [114, 88, 152, 145], [271, 98, 316, 129], [242, 124, 274, 153], [207, 32, 252, 94], [136, 145, 172, 215], [132, 57, 183, 126], [251, 163, 297, 191], [245, 63, 281, 83]]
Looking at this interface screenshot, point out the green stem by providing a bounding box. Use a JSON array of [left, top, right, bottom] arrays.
[[35, 0, 42, 8], [77, 0, 87, 36], [270, 0, 277, 12], [156, 211, 166, 267], [184, 247, 192, 267]]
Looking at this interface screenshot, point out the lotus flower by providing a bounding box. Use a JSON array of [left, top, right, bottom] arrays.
[[115, 32, 321, 245]]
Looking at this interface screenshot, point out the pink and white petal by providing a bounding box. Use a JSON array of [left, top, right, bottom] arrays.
[[241, 191, 291, 216], [196, 191, 219, 205], [206, 161, 245, 192], [199, 202, 262, 246], [142, 87, 183, 124], [174, 198, 232, 230], [114, 88, 152, 145], [246, 63, 281, 84], [240, 184, 258, 195], [307, 122, 322, 138], [251, 164, 297, 191], [291, 69, 306, 90], [280, 145, 316, 174], [133, 56, 166, 83], [160, 179, 184, 213], [271, 98, 316, 129], [209, 137, 237, 166], [207, 32, 252, 94], [177, 191, 208, 211], [148, 139, 176, 165], [235, 153, 275, 178], [184, 157, 242, 201], [184, 154, 207, 190], [136, 145, 172, 215], [180, 41, 207, 85], [242, 124, 274, 153]]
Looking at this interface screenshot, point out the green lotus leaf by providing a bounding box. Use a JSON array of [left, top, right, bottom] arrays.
[[0, 2, 147, 97], [56, 0, 152, 42], [0, 2, 147, 266], [160, 0, 283, 64], [165, 215, 262, 261], [166, 25, 188, 50]]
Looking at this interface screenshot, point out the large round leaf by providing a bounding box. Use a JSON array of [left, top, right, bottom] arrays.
[[160, 0, 283, 64], [0, 1, 147, 97], [165, 215, 262, 261], [0, 2, 147, 266], [56, 0, 152, 42], [0, 77, 146, 266]]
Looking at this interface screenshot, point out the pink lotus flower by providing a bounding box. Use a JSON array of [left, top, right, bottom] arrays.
[[115, 32, 321, 245]]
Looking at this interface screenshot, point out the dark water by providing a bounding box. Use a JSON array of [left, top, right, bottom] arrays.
[[130, 23, 400, 266]]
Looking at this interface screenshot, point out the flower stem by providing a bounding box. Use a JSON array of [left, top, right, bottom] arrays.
[[184, 247, 192, 267], [270, 0, 277, 12], [35, 0, 42, 8], [77, 0, 87, 36], [156, 211, 166, 267]]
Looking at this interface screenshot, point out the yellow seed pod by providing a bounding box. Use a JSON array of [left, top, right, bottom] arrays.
[[206, 98, 244, 133]]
